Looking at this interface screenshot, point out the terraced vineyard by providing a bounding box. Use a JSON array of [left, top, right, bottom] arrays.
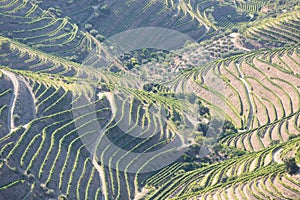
[[178, 47, 300, 151], [244, 10, 300, 47], [0, 58, 190, 200], [0, 71, 13, 136], [33, 0, 210, 41], [0, 0, 300, 200], [235, 0, 266, 14], [145, 138, 300, 199], [0, 0, 102, 62], [0, 75, 105, 199]]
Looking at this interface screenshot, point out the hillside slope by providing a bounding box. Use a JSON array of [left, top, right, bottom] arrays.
[[0, 0, 299, 200]]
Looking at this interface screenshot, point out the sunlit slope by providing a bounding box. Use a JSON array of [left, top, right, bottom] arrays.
[[144, 137, 300, 200], [0, 36, 138, 87], [0, 1, 299, 199], [0, 36, 196, 199], [0, 0, 102, 62], [172, 46, 300, 151], [243, 10, 300, 47]]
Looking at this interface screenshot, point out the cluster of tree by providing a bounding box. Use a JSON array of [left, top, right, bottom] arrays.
[[119, 48, 168, 70], [199, 101, 210, 117], [124, 58, 139, 70], [182, 161, 205, 171], [191, 185, 204, 192], [197, 118, 237, 140], [84, 24, 106, 42], [99, 4, 110, 15], [213, 144, 246, 158], [284, 157, 299, 175]]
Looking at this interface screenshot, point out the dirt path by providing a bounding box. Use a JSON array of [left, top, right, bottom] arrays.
[[2, 70, 19, 131], [92, 158, 108, 200], [272, 148, 283, 164], [1, 70, 36, 132], [236, 62, 254, 130], [102, 92, 117, 116], [134, 187, 150, 200], [90, 92, 117, 200]]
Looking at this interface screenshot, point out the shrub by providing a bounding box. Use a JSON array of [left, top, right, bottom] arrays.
[[58, 195, 67, 200], [270, 140, 280, 146], [191, 185, 204, 192], [284, 158, 298, 175], [195, 133, 205, 145], [219, 120, 237, 139], [182, 162, 203, 171], [100, 4, 110, 15], [182, 153, 193, 162], [176, 169, 185, 175], [288, 134, 298, 140], [221, 175, 228, 183], [199, 102, 210, 116], [89, 29, 98, 36], [95, 34, 106, 42]]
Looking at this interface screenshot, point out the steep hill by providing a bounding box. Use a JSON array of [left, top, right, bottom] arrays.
[[0, 0, 299, 200]]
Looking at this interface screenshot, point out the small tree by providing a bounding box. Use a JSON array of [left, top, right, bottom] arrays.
[[284, 158, 298, 175], [221, 175, 228, 183], [191, 185, 204, 192], [270, 140, 280, 146], [199, 102, 209, 116], [100, 4, 110, 15], [58, 194, 67, 200], [288, 134, 298, 140], [95, 34, 106, 42]]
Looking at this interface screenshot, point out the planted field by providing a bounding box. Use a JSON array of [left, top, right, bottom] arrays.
[[35, 0, 214, 40], [0, 72, 13, 136], [144, 138, 300, 199], [0, 0, 300, 199], [191, 171, 300, 200], [0, 72, 110, 199], [172, 46, 300, 151], [244, 10, 300, 47], [0, 68, 192, 199], [0, 36, 132, 86], [235, 0, 265, 14], [0, 0, 101, 62]]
